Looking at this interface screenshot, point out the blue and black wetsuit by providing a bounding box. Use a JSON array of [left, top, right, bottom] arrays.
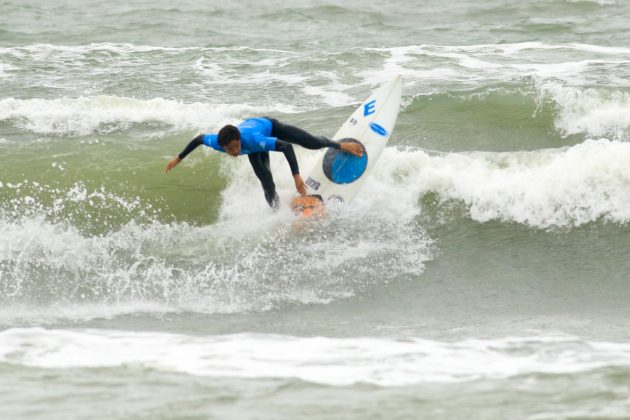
[[177, 117, 341, 209]]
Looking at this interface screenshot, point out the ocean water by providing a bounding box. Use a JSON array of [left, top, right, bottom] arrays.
[[2, 0, 630, 418]]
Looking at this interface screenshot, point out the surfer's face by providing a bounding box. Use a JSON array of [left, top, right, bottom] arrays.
[[224, 139, 241, 157]]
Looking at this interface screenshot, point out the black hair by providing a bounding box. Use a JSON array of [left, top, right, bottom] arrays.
[[218, 125, 240, 147]]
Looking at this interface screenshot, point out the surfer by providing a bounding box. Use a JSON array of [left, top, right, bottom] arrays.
[[165, 117, 362, 210]]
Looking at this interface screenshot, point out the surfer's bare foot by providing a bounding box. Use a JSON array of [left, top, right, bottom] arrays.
[[340, 142, 363, 157]]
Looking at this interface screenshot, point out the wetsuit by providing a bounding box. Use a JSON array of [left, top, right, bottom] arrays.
[[177, 117, 341, 209]]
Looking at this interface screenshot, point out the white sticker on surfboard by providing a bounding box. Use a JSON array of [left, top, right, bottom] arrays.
[[304, 75, 402, 206]]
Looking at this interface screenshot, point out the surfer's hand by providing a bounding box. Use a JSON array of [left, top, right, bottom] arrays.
[[165, 156, 182, 173], [294, 174, 307, 195], [340, 142, 363, 157]]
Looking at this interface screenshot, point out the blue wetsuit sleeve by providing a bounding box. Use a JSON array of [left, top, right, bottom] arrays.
[[178, 134, 205, 159], [275, 140, 300, 175], [258, 135, 277, 152]]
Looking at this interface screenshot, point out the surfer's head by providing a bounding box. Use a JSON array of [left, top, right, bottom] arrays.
[[218, 125, 241, 156]]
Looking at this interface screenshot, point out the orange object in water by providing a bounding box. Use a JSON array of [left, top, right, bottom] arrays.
[[290, 194, 325, 218]]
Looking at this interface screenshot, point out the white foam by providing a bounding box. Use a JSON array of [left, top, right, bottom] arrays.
[[536, 80, 630, 139], [0, 62, 14, 78], [0, 43, 298, 56], [0, 96, 295, 136], [368, 140, 630, 228], [382, 42, 630, 58], [359, 42, 630, 90], [0, 176, 432, 323], [0, 217, 265, 318], [1, 328, 629, 386], [4, 42, 627, 60], [301, 72, 355, 107], [564, 0, 616, 5], [194, 56, 307, 87]]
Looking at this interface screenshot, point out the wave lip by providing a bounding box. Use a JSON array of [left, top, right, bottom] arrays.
[[373, 139, 630, 228], [536, 80, 630, 139], [2, 328, 630, 387]]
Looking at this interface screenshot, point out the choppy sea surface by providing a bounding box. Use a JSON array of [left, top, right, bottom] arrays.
[[2, 0, 630, 418]]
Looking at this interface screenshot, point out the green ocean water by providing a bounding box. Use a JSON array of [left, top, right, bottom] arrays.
[[2, 0, 630, 418]]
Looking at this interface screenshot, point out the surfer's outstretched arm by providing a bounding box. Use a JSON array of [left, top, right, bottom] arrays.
[[165, 134, 204, 172], [275, 140, 306, 195]]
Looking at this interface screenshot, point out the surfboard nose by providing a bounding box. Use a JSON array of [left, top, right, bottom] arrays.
[[387, 74, 402, 88]]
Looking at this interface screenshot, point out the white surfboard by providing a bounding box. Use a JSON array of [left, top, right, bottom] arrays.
[[304, 75, 402, 206]]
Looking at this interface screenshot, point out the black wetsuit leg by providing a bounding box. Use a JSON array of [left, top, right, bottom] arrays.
[[248, 152, 279, 210], [268, 118, 340, 150]]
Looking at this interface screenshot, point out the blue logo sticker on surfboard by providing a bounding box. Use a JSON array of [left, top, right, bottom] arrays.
[[364, 100, 376, 116], [369, 122, 388, 137], [322, 139, 368, 184]]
